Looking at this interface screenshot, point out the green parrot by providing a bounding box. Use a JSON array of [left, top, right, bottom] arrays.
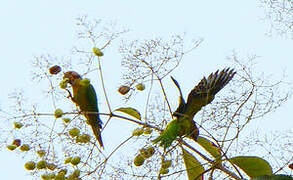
[[152, 68, 236, 149], [63, 71, 103, 147]]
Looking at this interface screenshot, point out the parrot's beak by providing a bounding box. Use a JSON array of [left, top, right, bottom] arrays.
[[63, 72, 71, 79], [63, 71, 82, 84]]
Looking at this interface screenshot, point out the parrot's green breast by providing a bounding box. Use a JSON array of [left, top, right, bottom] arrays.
[[73, 80, 98, 112]]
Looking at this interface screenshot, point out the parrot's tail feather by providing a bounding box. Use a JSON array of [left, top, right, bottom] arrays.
[[91, 125, 103, 148], [86, 114, 103, 148], [152, 120, 179, 149], [152, 134, 173, 150], [151, 135, 163, 144]]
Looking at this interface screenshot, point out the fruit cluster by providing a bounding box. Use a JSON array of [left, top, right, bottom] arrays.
[[133, 146, 155, 166], [118, 83, 146, 95]]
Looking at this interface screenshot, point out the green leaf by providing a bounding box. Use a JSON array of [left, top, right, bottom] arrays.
[[182, 149, 204, 180], [197, 136, 221, 160], [251, 174, 293, 180], [229, 156, 272, 178], [115, 107, 141, 120]]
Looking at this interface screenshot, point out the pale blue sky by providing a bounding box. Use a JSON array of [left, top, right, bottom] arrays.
[[1, 0, 292, 179]]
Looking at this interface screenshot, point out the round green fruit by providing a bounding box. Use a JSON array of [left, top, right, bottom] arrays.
[[41, 174, 50, 180], [162, 160, 172, 168], [76, 134, 90, 143], [133, 154, 145, 166], [62, 118, 70, 123], [19, 144, 30, 151], [146, 146, 155, 157], [55, 173, 65, 180], [92, 47, 104, 57], [159, 167, 169, 175], [139, 148, 148, 158], [139, 146, 155, 159], [160, 168, 169, 174], [68, 128, 80, 137], [72, 169, 80, 177], [6, 144, 17, 151], [41, 173, 55, 180], [135, 83, 145, 91], [70, 156, 81, 166], [57, 169, 67, 177], [24, 161, 36, 170], [54, 108, 63, 118], [36, 160, 47, 169], [143, 127, 153, 134], [132, 128, 144, 136], [13, 121, 23, 129]]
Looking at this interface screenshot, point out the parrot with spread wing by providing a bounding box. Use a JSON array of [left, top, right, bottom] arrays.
[[63, 71, 103, 147], [152, 68, 236, 149]]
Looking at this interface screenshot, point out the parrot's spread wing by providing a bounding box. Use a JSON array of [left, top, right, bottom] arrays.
[[153, 68, 235, 149], [184, 68, 236, 119]]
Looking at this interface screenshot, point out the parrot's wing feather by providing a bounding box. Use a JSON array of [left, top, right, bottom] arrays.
[[171, 76, 187, 118], [185, 68, 236, 119], [85, 84, 103, 126], [152, 68, 235, 150], [84, 84, 103, 147], [85, 84, 98, 111]]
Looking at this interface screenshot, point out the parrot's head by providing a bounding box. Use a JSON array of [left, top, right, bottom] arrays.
[[63, 71, 82, 85]]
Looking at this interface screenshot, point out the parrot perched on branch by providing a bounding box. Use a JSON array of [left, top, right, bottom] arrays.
[[152, 68, 236, 149], [63, 71, 103, 147]]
